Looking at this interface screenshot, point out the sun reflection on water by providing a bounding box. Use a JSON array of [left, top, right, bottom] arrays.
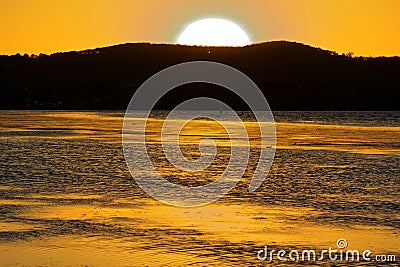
[[0, 111, 399, 266]]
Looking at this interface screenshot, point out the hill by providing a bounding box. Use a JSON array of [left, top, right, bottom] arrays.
[[0, 41, 399, 110]]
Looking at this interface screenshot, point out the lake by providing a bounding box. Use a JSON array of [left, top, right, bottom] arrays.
[[0, 111, 399, 266]]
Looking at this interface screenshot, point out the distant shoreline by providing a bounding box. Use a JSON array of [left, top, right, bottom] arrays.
[[1, 41, 399, 110]]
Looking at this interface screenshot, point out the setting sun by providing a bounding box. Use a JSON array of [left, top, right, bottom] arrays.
[[177, 18, 251, 47]]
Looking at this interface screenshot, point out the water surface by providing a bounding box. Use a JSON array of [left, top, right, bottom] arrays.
[[0, 111, 399, 266]]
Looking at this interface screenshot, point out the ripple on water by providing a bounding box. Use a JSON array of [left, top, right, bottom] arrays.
[[0, 111, 399, 266]]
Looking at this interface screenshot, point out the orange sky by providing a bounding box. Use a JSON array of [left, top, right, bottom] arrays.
[[1, 0, 399, 56]]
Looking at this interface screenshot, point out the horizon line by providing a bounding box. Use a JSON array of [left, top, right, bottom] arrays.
[[1, 40, 399, 58]]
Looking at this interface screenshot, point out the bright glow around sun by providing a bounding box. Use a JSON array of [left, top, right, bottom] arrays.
[[177, 18, 251, 47]]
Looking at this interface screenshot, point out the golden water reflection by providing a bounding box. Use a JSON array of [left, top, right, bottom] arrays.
[[0, 197, 398, 266], [0, 111, 399, 266]]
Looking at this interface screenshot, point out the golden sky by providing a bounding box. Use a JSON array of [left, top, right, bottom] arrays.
[[1, 0, 399, 56]]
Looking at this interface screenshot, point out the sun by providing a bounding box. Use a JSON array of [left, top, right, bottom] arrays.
[[177, 18, 251, 47]]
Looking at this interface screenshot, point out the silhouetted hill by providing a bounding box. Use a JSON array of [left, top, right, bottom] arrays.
[[0, 41, 399, 110]]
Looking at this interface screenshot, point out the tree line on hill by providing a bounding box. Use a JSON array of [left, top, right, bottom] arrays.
[[0, 41, 399, 110]]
